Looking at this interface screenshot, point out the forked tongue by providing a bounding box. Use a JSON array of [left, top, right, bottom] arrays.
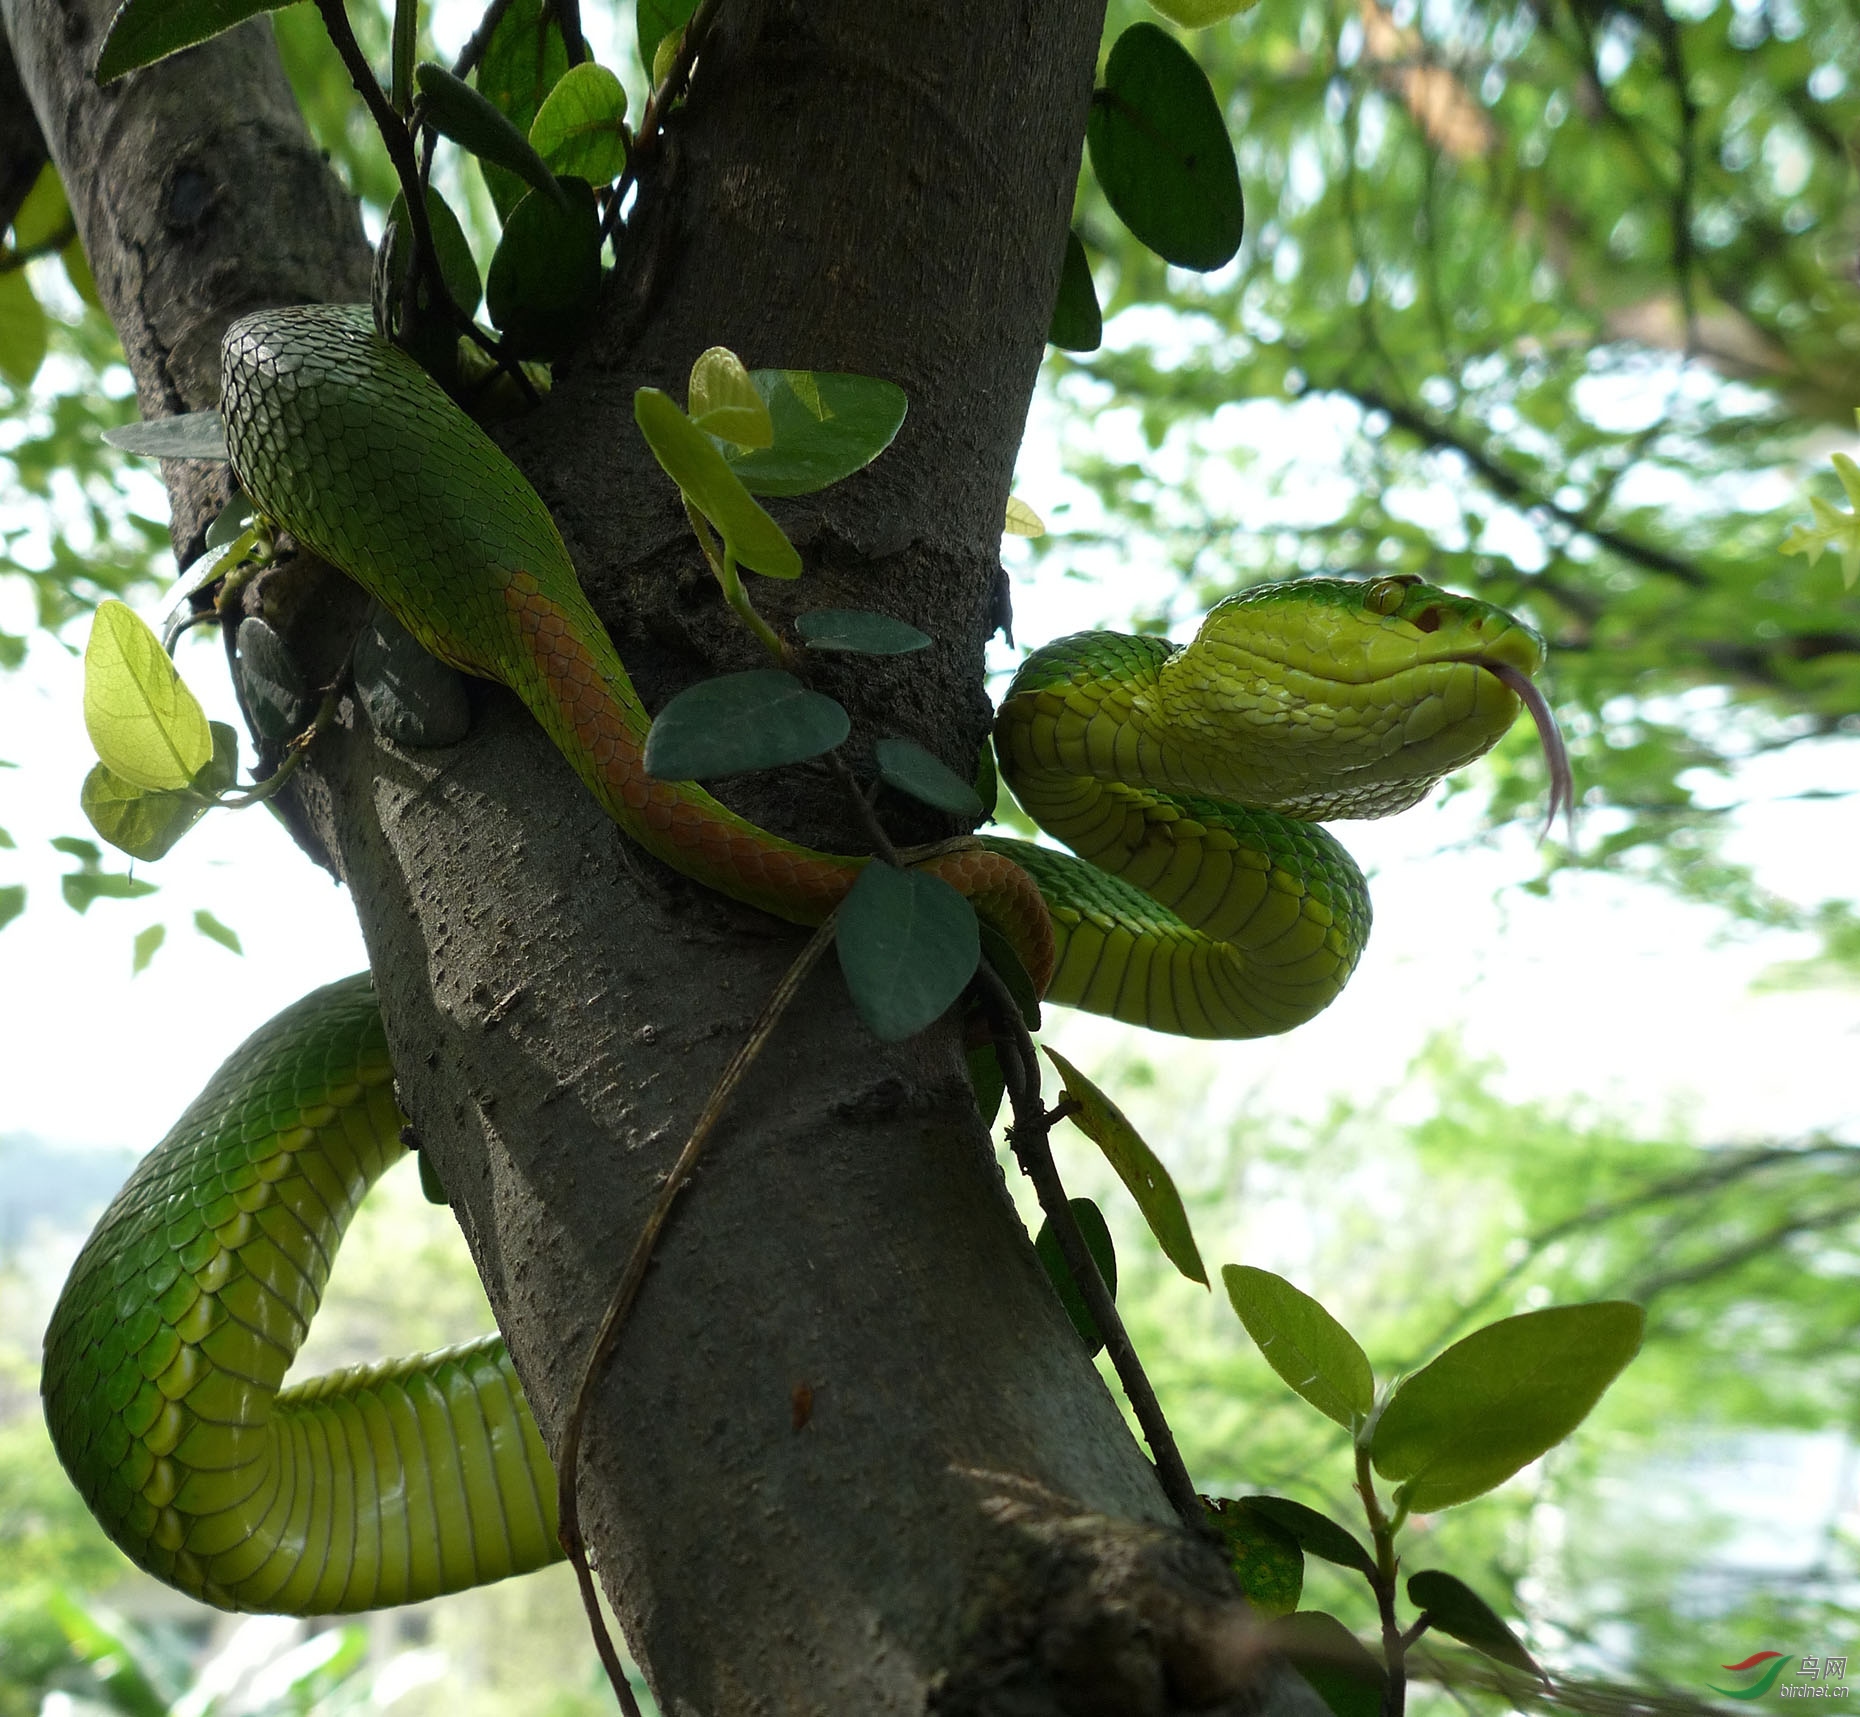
[[1479, 659, 1575, 843]]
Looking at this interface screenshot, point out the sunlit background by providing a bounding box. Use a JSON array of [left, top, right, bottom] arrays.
[[4, 0, 1859, 1711]]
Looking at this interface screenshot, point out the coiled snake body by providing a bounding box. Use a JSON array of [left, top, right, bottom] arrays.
[[44, 306, 1561, 1612]]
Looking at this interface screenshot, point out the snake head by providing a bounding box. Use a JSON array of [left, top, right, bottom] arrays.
[[1168, 573, 1572, 830]]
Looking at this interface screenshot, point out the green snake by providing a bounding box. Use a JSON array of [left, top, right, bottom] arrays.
[[43, 304, 1567, 1614]]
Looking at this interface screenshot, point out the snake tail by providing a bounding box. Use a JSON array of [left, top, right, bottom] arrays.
[[41, 976, 563, 1613]]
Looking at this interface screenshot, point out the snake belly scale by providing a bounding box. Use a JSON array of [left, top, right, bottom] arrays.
[[43, 303, 1560, 1613]]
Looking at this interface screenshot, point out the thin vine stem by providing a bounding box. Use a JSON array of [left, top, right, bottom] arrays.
[[556, 914, 839, 1715], [971, 963, 1205, 1532]]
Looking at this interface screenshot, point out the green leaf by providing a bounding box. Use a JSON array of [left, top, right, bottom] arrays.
[[46, 1590, 171, 1717], [386, 184, 484, 317], [204, 492, 254, 551], [1147, 0, 1260, 25], [634, 388, 803, 578], [1369, 1302, 1645, 1512], [0, 885, 24, 932], [1087, 23, 1243, 271], [10, 164, 69, 249], [1204, 1498, 1304, 1618], [194, 908, 243, 953], [689, 347, 773, 448], [973, 736, 998, 820], [1044, 1045, 1206, 1285], [1048, 230, 1103, 352], [61, 866, 158, 914], [132, 922, 166, 974], [530, 61, 629, 182], [1406, 1571, 1541, 1676], [721, 370, 908, 498], [472, 0, 568, 219], [1272, 1612, 1387, 1717], [1034, 1195, 1118, 1355], [977, 918, 1041, 1032], [94, 0, 284, 82], [0, 269, 47, 389], [794, 609, 931, 655], [51, 836, 102, 862], [1238, 1496, 1377, 1580], [642, 669, 848, 780], [1782, 449, 1860, 590], [637, 0, 697, 77], [875, 737, 984, 817], [1221, 1265, 1375, 1429], [390, 0, 416, 111], [84, 601, 213, 792], [417, 61, 566, 210], [485, 178, 602, 359], [836, 861, 981, 1042], [102, 411, 229, 461], [0, 825, 12, 846], [81, 723, 236, 861], [966, 1041, 1005, 1129]]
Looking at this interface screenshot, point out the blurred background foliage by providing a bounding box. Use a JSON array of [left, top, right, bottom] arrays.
[[2, 0, 1857, 1708]]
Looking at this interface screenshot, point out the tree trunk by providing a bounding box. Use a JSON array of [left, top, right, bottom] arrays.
[[5, 1, 1318, 1708]]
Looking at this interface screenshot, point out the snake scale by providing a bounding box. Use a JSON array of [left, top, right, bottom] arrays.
[[43, 305, 1565, 1613]]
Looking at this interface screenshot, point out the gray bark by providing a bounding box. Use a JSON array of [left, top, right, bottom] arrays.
[[6, 0, 1315, 1708]]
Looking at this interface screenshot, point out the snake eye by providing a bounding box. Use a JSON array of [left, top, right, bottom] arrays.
[[1364, 578, 1408, 616]]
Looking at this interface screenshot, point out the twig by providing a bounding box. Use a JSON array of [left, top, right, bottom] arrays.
[[972, 963, 1206, 1532], [450, 0, 518, 80], [556, 913, 839, 1714], [600, 0, 724, 242]]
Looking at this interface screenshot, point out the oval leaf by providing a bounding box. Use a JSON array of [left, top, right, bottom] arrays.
[[967, 1042, 1005, 1130], [1238, 1496, 1377, 1580], [485, 179, 602, 359], [84, 601, 213, 791], [385, 184, 483, 317], [795, 609, 931, 655], [977, 918, 1041, 1032], [1148, 0, 1260, 24], [1045, 1045, 1206, 1286], [689, 347, 773, 448], [836, 861, 980, 1042], [635, 388, 802, 578], [721, 370, 908, 498], [80, 723, 234, 863], [1405, 1571, 1542, 1677], [1369, 1302, 1646, 1513], [1222, 1265, 1374, 1429], [1048, 229, 1103, 352], [642, 670, 848, 780], [874, 737, 984, 817], [417, 61, 565, 210], [95, 0, 284, 82], [102, 411, 229, 462], [1204, 1499, 1304, 1618], [529, 61, 629, 183], [1034, 1196, 1118, 1355], [1087, 23, 1244, 271], [0, 270, 46, 390], [1004, 496, 1045, 537], [637, 0, 697, 77], [1270, 1612, 1387, 1717], [474, 0, 568, 220], [204, 492, 253, 550]]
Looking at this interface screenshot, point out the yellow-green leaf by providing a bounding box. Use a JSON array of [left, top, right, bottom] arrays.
[[1045, 1045, 1207, 1285], [529, 62, 629, 184], [689, 347, 773, 448], [1004, 496, 1045, 537], [634, 387, 802, 578], [83, 601, 213, 791], [1147, 0, 1260, 24]]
